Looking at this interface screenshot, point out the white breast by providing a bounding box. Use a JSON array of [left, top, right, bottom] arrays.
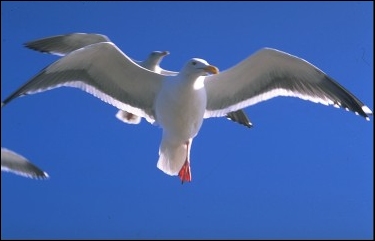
[[155, 76, 207, 142]]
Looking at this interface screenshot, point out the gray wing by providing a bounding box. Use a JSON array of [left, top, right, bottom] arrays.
[[2, 42, 165, 123], [24, 33, 110, 56], [204, 48, 372, 120], [1, 148, 49, 179]]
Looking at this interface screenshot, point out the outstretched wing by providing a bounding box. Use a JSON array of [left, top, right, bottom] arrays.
[[204, 48, 372, 120], [2, 42, 165, 123]]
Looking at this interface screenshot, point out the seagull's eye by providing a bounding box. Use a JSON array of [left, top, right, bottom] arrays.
[[192, 61, 197, 66]]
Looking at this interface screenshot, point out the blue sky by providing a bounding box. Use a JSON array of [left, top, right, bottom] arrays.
[[1, 1, 373, 239]]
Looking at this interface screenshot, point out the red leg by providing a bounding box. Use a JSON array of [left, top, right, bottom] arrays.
[[178, 139, 192, 183]]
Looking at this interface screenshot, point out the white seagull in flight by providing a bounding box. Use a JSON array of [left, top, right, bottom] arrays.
[[1, 147, 49, 179], [2, 37, 372, 182], [24, 33, 253, 128]]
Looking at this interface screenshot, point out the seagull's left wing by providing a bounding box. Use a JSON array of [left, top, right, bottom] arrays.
[[204, 48, 372, 120]]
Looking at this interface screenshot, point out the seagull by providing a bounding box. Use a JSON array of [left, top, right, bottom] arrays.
[[1, 147, 49, 179], [2, 41, 372, 183], [25, 33, 253, 128]]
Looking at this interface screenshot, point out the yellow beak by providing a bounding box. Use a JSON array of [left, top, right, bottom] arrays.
[[203, 65, 219, 74]]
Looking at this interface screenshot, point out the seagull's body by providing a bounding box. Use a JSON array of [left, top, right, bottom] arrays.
[[2, 39, 372, 182], [25, 33, 253, 128], [1, 148, 49, 179], [155, 63, 213, 179]]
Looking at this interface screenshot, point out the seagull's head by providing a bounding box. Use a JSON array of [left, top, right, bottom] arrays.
[[145, 51, 170, 68], [180, 58, 219, 77]]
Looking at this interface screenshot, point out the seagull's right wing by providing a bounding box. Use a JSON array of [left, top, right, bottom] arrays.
[[2, 42, 165, 123], [1, 148, 49, 179], [24, 33, 110, 56]]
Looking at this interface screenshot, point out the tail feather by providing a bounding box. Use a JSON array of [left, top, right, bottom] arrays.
[[157, 139, 187, 176]]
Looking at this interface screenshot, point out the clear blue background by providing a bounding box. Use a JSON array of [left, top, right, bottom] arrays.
[[1, 1, 373, 239]]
